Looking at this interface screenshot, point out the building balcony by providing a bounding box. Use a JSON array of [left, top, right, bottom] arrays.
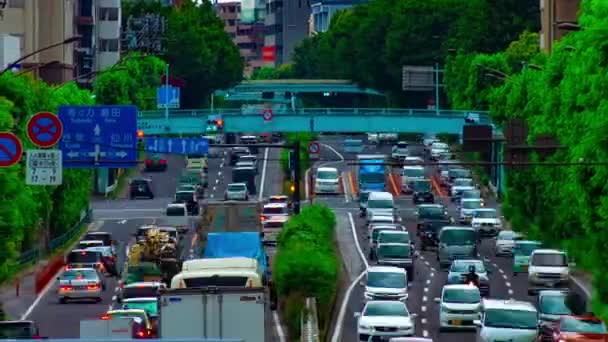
[[235, 35, 254, 44], [555, 0, 580, 23], [99, 21, 121, 39]]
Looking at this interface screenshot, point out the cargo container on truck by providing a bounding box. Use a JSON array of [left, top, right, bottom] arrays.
[[79, 317, 134, 339], [158, 287, 265, 342]]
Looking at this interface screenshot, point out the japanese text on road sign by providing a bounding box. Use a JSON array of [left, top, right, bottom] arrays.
[[26, 150, 62, 185]]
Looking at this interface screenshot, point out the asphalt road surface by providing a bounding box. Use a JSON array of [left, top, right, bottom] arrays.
[[28, 142, 285, 341], [312, 135, 590, 342]]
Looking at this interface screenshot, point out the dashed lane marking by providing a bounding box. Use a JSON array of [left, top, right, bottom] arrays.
[[114, 287, 119, 292], [112, 295, 117, 301], [424, 261, 430, 267], [423, 330, 429, 337], [272, 311, 286, 342], [218, 171, 222, 176], [420, 255, 425, 260], [498, 268, 504, 274], [421, 318, 427, 324], [421, 306, 427, 312], [426, 279, 431, 285], [492, 263, 498, 268], [506, 282, 511, 287], [423, 287, 429, 293], [508, 289, 514, 295], [431, 268, 436, 272], [210, 194, 214, 198], [430, 272, 435, 277], [215, 179, 219, 184], [423, 296, 428, 302], [502, 274, 508, 280]]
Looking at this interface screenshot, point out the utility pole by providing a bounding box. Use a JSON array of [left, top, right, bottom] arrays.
[[435, 62, 440, 115], [293, 140, 301, 214], [164, 63, 169, 121]]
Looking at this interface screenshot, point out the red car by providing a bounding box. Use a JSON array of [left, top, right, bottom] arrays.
[[538, 315, 608, 342]]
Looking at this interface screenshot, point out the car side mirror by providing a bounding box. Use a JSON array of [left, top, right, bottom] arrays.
[[434, 297, 441, 303], [473, 320, 481, 326], [410, 313, 418, 319], [354, 312, 361, 318]]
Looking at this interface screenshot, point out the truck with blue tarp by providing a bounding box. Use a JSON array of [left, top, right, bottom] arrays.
[[203, 232, 269, 283], [357, 154, 387, 193]]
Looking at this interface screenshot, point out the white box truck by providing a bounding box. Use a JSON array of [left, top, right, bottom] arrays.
[[79, 318, 133, 338], [159, 287, 265, 342]]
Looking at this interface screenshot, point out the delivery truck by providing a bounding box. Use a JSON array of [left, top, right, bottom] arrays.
[[158, 287, 265, 342], [79, 317, 134, 339]]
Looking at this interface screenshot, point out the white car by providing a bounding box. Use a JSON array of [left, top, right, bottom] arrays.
[[450, 178, 475, 198], [435, 284, 481, 330], [391, 141, 409, 160], [474, 299, 538, 342], [471, 208, 502, 236], [494, 230, 523, 256], [260, 202, 289, 224], [430, 142, 449, 159], [363, 266, 408, 302], [314, 167, 340, 194], [225, 182, 248, 200], [379, 133, 398, 142], [356, 301, 417, 340], [423, 135, 439, 147], [527, 249, 572, 294], [401, 166, 425, 193], [459, 198, 483, 224]]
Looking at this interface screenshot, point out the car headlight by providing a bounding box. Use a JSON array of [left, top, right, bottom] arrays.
[[359, 323, 370, 330]]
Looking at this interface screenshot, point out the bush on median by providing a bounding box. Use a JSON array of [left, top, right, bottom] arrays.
[[273, 204, 339, 340]]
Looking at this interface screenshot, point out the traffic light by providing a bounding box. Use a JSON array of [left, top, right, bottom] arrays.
[[137, 130, 144, 141], [290, 184, 295, 192], [288, 151, 295, 171], [216, 119, 223, 129]]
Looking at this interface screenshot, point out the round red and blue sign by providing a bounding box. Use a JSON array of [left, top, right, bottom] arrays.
[[262, 109, 273, 121], [26, 112, 63, 148]]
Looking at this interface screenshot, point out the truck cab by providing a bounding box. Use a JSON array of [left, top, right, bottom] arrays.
[[357, 155, 386, 192]]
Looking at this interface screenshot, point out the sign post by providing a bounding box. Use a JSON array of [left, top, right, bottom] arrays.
[[0, 132, 23, 167], [308, 141, 320, 160], [26, 150, 62, 185]]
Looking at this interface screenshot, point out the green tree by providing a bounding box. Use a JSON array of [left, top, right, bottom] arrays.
[[250, 65, 294, 80]]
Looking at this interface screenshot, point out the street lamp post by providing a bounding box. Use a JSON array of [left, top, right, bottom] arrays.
[[0, 36, 81, 75]]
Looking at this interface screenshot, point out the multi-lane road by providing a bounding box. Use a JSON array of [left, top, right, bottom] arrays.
[[310, 134, 590, 342], [26, 146, 285, 341]]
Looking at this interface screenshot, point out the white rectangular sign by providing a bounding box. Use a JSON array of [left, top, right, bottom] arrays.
[[26, 150, 62, 186]]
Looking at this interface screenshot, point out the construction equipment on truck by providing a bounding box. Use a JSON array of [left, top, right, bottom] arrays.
[[158, 287, 265, 342], [127, 228, 181, 285]]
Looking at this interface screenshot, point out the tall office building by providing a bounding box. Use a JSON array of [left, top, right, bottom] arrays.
[[540, 0, 580, 52], [310, 0, 366, 33], [263, 0, 311, 66]]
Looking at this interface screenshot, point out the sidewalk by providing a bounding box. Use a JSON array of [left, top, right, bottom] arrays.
[[0, 260, 48, 320]]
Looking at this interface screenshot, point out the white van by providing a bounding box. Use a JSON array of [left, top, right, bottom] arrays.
[[315, 167, 340, 194], [401, 166, 425, 193], [170, 257, 263, 289], [366, 191, 395, 220]]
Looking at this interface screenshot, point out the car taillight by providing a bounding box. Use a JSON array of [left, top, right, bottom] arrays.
[[59, 285, 72, 291], [100, 315, 111, 320], [137, 331, 145, 337], [160, 159, 166, 164], [119, 283, 124, 289], [64, 265, 71, 271], [260, 215, 266, 221], [145, 160, 151, 165], [32, 335, 42, 339], [87, 284, 100, 290]]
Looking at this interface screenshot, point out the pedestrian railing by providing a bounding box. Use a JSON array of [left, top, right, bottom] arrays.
[[300, 297, 320, 342], [18, 208, 93, 267]]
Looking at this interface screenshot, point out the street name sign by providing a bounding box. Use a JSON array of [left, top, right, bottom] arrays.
[[58, 105, 138, 168], [144, 137, 209, 155], [26, 149, 62, 185]]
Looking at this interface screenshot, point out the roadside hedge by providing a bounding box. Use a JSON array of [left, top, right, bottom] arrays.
[[273, 204, 339, 340]]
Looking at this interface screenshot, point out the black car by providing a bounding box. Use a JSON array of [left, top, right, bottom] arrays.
[[412, 179, 434, 204], [415, 204, 450, 235], [420, 219, 451, 250], [144, 153, 167, 171], [0, 321, 42, 339], [230, 147, 250, 166], [174, 190, 198, 214], [129, 178, 154, 199]]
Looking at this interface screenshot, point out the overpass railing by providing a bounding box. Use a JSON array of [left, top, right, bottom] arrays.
[[139, 108, 490, 119]]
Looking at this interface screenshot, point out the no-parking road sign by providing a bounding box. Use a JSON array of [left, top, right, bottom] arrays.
[[0, 132, 23, 167], [27, 112, 63, 148], [262, 109, 273, 121], [308, 141, 320, 159]]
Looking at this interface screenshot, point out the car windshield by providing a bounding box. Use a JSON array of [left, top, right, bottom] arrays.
[[109, 311, 146, 321], [462, 200, 482, 210], [453, 179, 473, 187], [403, 168, 425, 177], [412, 181, 431, 192], [514, 243, 541, 256], [360, 173, 385, 183], [67, 251, 100, 263], [372, 228, 395, 241], [363, 302, 408, 317], [62, 269, 97, 279], [228, 184, 246, 191], [166, 206, 186, 216], [263, 207, 287, 215], [443, 288, 481, 304], [122, 287, 159, 299], [122, 300, 158, 316], [484, 309, 538, 330], [317, 170, 338, 179], [418, 206, 444, 218], [368, 199, 393, 209], [78, 241, 103, 248], [498, 231, 519, 240], [84, 234, 111, 245], [359, 192, 370, 202], [532, 253, 567, 267], [561, 317, 607, 333], [377, 245, 411, 259], [378, 232, 410, 244], [451, 261, 485, 273], [474, 210, 497, 218], [450, 169, 471, 178], [175, 192, 194, 202], [539, 294, 571, 315], [367, 271, 406, 288], [85, 247, 112, 257], [441, 229, 476, 246], [462, 190, 481, 199], [396, 143, 408, 148]]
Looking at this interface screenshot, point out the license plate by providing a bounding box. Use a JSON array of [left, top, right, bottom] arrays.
[[522, 265, 528, 271], [75, 264, 83, 268], [451, 320, 461, 325]]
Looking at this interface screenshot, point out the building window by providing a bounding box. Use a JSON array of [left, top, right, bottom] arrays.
[[99, 39, 119, 52], [99, 7, 119, 21], [228, 19, 236, 26], [229, 6, 235, 13], [9, 33, 24, 55], [9, 0, 24, 8]]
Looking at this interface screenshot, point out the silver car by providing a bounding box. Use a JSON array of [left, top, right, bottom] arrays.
[[57, 268, 105, 303], [225, 183, 248, 201]]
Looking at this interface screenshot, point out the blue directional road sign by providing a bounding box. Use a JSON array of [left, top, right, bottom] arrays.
[[58, 105, 138, 168], [144, 137, 209, 156], [157, 85, 181, 109]]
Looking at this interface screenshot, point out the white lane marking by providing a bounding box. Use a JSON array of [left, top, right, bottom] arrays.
[[421, 318, 427, 324], [502, 274, 508, 280], [508, 289, 514, 295], [108, 304, 113, 310], [420, 255, 425, 260], [220, 162, 224, 168], [258, 147, 270, 201], [320, 143, 345, 162], [430, 272, 435, 277], [341, 172, 350, 203], [499, 268, 504, 274], [210, 194, 214, 198], [304, 167, 311, 200], [117, 219, 127, 224], [423, 296, 428, 302], [348, 213, 369, 268], [421, 306, 427, 312], [95, 208, 165, 212], [431, 268, 436, 272], [272, 310, 286, 342], [218, 171, 222, 176], [506, 282, 511, 287], [212, 186, 217, 191], [330, 271, 366, 342], [114, 287, 119, 292], [426, 279, 431, 285], [423, 287, 429, 293], [112, 295, 117, 301], [215, 179, 219, 184], [423, 330, 429, 337], [424, 261, 430, 266]]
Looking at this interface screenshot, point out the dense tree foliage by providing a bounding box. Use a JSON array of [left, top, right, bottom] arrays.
[[291, 0, 539, 104], [122, 0, 243, 108], [0, 74, 94, 281], [249, 65, 294, 80], [274, 205, 339, 340], [445, 0, 608, 318]]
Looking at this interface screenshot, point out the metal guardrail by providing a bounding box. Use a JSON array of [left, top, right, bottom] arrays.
[[18, 208, 93, 266], [300, 297, 320, 342], [139, 107, 491, 119]]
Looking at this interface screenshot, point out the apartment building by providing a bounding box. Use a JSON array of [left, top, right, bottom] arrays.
[[310, 0, 366, 33], [540, 0, 580, 52], [216, 0, 264, 75], [264, 0, 311, 66], [0, 0, 76, 84]]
